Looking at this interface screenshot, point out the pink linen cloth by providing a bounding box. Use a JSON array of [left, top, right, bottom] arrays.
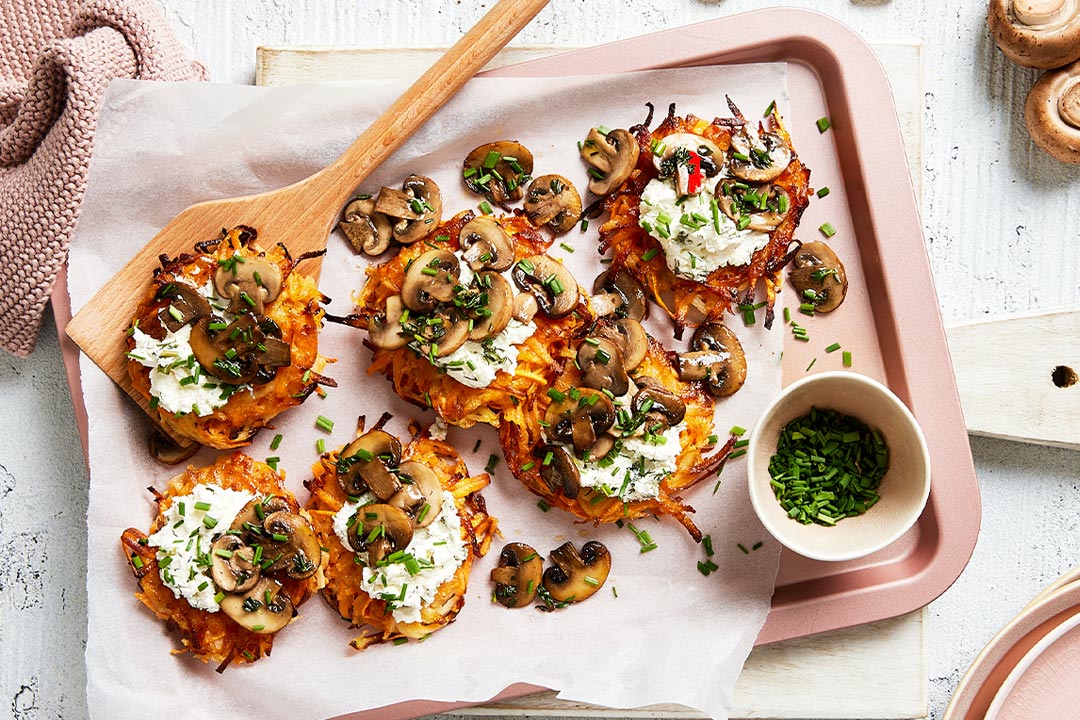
[[0, 0, 205, 357]]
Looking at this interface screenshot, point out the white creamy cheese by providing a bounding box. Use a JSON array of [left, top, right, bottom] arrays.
[[146, 484, 255, 611], [332, 490, 469, 624], [574, 421, 688, 502], [638, 177, 770, 281], [435, 319, 535, 389], [128, 281, 246, 417]]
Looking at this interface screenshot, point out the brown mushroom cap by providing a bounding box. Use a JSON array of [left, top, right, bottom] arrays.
[[337, 430, 403, 499], [727, 130, 792, 183], [258, 510, 321, 580], [219, 577, 294, 634], [401, 249, 460, 313], [368, 294, 409, 350], [375, 175, 443, 245], [387, 460, 443, 528], [576, 338, 630, 397], [213, 256, 283, 316], [414, 308, 471, 357], [463, 141, 534, 203], [511, 255, 579, 318], [545, 389, 616, 456], [459, 215, 515, 272], [580, 128, 640, 196], [989, 0, 1080, 69], [1026, 59, 1080, 163], [210, 535, 260, 593], [677, 323, 747, 397], [788, 241, 848, 312], [631, 380, 686, 431], [542, 541, 611, 603], [524, 174, 582, 233], [467, 271, 513, 341], [347, 503, 414, 564], [592, 269, 647, 321], [339, 196, 393, 255], [490, 542, 544, 608], [593, 318, 647, 372], [535, 444, 582, 499], [229, 495, 291, 544], [716, 180, 791, 232]]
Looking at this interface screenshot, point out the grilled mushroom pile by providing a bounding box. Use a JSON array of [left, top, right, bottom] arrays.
[[335, 429, 445, 566], [215, 495, 321, 633], [490, 540, 611, 609], [340, 174, 443, 256]]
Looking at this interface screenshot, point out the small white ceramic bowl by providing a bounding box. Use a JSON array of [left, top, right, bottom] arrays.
[[747, 371, 931, 562]]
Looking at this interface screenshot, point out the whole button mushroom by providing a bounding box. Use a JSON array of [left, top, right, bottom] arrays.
[[490, 542, 543, 608], [988, 0, 1080, 69], [1026, 58, 1080, 162], [542, 541, 611, 604]]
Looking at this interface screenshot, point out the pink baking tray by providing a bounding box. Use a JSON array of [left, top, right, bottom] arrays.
[[51, 6, 978, 715]]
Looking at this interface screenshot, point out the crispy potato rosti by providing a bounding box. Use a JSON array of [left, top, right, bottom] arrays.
[[121, 453, 323, 671], [305, 421, 497, 650], [126, 225, 331, 449], [595, 103, 812, 335], [350, 211, 591, 428], [500, 333, 734, 540]]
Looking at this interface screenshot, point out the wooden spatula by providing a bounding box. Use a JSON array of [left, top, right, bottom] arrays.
[[66, 0, 550, 436]]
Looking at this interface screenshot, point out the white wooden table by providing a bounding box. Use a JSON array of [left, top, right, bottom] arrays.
[[3, 2, 1080, 719]]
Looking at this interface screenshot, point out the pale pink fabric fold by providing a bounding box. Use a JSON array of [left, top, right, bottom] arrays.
[[0, 0, 206, 357]]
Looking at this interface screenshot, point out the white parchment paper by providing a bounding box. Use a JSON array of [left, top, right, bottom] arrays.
[[71, 65, 787, 720]]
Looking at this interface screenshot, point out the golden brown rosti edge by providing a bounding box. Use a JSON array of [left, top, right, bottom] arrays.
[[499, 335, 735, 541], [120, 453, 324, 671], [126, 225, 328, 449], [352, 211, 592, 429], [305, 426, 497, 650], [597, 107, 812, 335]]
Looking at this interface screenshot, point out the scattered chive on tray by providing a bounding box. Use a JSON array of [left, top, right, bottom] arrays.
[[767, 407, 889, 526]]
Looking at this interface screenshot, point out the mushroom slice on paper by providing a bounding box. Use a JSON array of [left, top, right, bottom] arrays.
[[463, 141, 534, 203], [490, 542, 543, 608], [340, 196, 393, 256], [523, 175, 582, 234], [580, 127, 639, 196], [788, 241, 848, 313], [375, 175, 443, 245], [542, 541, 611, 603], [676, 323, 747, 397]]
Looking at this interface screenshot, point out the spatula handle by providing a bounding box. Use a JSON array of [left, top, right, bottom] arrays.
[[311, 0, 550, 202]]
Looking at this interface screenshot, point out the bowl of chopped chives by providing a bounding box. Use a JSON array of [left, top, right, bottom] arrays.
[[747, 371, 931, 562]]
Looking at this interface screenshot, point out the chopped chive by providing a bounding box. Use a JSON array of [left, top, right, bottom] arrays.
[[537, 500, 550, 512], [730, 425, 747, 436], [316, 438, 326, 454], [266, 456, 279, 470], [752, 541, 763, 551], [806, 358, 817, 372], [729, 449, 747, 460], [131, 554, 144, 569], [703, 535, 714, 557], [843, 350, 853, 367], [392, 637, 409, 646], [816, 116, 832, 133], [737, 543, 750, 555], [763, 100, 776, 117], [479, 201, 493, 215], [560, 242, 575, 253], [819, 222, 836, 238], [315, 415, 334, 433], [521, 461, 535, 472], [642, 248, 659, 262], [817, 186, 831, 198], [825, 343, 842, 353]]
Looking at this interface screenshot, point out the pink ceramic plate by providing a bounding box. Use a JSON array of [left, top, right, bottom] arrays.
[[985, 612, 1080, 720], [944, 581, 1080, 720]]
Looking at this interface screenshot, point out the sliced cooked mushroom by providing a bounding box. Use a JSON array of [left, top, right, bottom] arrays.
[[189, 318, 259, 385], [512, 292, 539, 324], [156, 282, 212, 333], [340, 196, 393, 255], [788, 241, 848, 312], [347, 503, 414, 564], [651, 132, 724, 174], [219, 577, 294, 634], [210, 535, 260, 593], [511, 255, 578, 318], [467, 271, 513, 341], [542, 541, 611, 603], [458, 215, 515, 272], [593, 318, 647, 372], [677, 323, 747, 397], [337, 430, 403, 500], [401, 249, 460, 312], [588, 433, 617, 461], [213, 256, 283, 315], [576, 338, 630, 397], [413, 308, 470, 357], [387, 460, 443, 528], [727, 130, 792, 183], [580, 128, 640, 196], [1026, 59, 1080, 163], [375, 174, 443, 245], [989, 0, 1080, 69], [592, 269, 647, 321], [545, 390, 616, 456], [257, 510, 321, 580], [523, 175, 582, 233], [716, 180, 791, 232], [230, 495, 291, 545], [631, 381, 686, 428], [463, 141, 534, 203], [490, 542, 543, 608], [148, 427, 200, 465], [368, 294, 409, 350], [535, 444, 582, 499]]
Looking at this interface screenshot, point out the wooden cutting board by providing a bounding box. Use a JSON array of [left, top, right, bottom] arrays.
[[255, 41, 930, 720]]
